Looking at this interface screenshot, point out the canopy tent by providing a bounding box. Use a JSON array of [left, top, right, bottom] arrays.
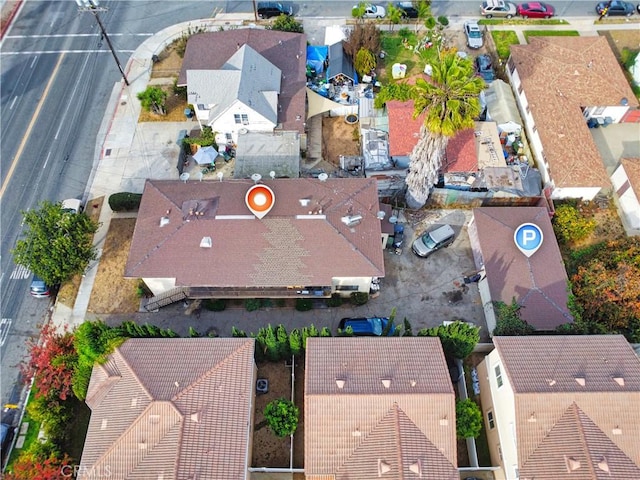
[[306, 87, 346, 119], [484, 79, 522, 127], [192, 146, 219, 165], [307, 45, 328, 76], [327, 42, 357, 84]]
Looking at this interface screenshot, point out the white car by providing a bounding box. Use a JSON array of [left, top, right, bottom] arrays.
[[354, 3, 386, 18], [464, 20, 484, 49], [61, 198, 82, 214]]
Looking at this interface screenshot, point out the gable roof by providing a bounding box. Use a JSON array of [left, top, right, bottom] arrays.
[[179, 29, 307, 133], [621, 158, 640, 192], [471, 206, 572, 329], [387, 100, 423, 157], [125, 178, 385, 287], [327, 42, 356, 83], [79, 338, 255, 480], [187, 45, 281, 125], [509, 36, 637, 190], [492, 335, 640, 474], [304, 338, 457, 480]]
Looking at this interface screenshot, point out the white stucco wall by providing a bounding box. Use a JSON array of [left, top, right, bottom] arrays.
[[612, 164, 640, 229], [332, 276, 373, 297], [143, 277, 177, 296], [583, 105, 630, 124], [209, 99, 276, 143], [550, 186, 601, 201]]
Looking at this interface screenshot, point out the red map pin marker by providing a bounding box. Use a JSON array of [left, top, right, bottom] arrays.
[[245, 184, 275, 219]]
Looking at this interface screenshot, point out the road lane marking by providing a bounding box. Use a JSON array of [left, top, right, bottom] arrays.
[[0, 53, 65, 199], [9, 265, 31, 280], [30, 56, 37, 68], [43, 151, 52, 170], [1, 319, 12, 347], [9, 96, 17, 110]]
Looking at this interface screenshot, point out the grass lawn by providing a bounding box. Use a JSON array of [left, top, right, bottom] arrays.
[[523, 30, 580, 41], [491, 30, 520, 60], [380, 29, 441, 82]]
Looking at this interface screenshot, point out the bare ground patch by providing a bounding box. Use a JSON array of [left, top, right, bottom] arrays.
[[321, 116, 361, 166], [87, 218, 139, 314]]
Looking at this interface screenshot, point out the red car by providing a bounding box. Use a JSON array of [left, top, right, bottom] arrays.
[[517, 1, 555, 17]]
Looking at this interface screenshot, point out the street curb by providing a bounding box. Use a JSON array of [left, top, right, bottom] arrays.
[[0, 0, 22, 40]]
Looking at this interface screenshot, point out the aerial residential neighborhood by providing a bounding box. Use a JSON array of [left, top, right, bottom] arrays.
[[1, 1, 639, 480]]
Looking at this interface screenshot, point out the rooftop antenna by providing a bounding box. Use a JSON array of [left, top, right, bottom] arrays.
[[251, 173, 262, 184], [180, 172, 190, 183], [318, 172, 329, 182], [269, 171, 276, 180], [217, 171, 224, 182]]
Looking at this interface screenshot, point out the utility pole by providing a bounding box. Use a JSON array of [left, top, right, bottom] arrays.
[[76, 0, 130, 86]]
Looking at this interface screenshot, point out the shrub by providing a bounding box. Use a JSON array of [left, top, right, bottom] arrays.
[[137, 86, 167, 115], [418, 320, 480, 358], [456, 399, 483, 439], [350, 292, 369, 306], [289, 328, 303, 356], [552, 202, 596, 244], [437, 15, 449, 26], [264, 398, 299, 437], [425, 16, 436, 29], [269, 14, 304, 33], [188, 327, 200, 337], [295, 298, 313, 311], [493, 299, 535, 336], [202, 298, 227, 311], [354, 48, 377, 78], [232, 326, 247, 337], [244, 298, 261, 312], [326, 293, 343, 308], [108, 192, 142, 212]]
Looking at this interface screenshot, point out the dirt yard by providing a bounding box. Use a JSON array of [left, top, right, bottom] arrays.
[[321, 116, 361, 167], [252, 360, 305, 468]]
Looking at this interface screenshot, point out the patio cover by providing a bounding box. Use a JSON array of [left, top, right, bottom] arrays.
[[306, 87, 345, 119], [192, 146, 219, 165]]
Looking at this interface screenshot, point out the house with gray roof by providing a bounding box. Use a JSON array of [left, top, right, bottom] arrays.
[[79, 338, 256, 480], [478, 335, 640, 480], [304, 337, 458, 480], [124, 178, 385, 303]]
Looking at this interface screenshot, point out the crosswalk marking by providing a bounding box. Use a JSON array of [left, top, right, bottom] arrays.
[[0, 318, 12, 347], [9, 265, 31, 280]]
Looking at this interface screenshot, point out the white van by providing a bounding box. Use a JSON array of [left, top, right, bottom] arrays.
[[412, 224, 455, 258]]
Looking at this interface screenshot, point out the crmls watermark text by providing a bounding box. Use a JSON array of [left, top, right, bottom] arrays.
[[61, 465, 112, 478]]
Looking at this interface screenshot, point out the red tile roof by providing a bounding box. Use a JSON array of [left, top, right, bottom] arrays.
[[125, 178, 385, 287], [178, 30, 307, 133], [509, 37, 637, 190], [387, 100, 423, 157], [79, 338, 256, 480], [444, 128, 477, 172], [304, 338, 458, 480], [471, 207, 572, 329]]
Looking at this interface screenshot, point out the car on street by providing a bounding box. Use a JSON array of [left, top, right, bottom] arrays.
[[464, 20, 484, 49], [480, 0, 517, 17], [396, 1, 419, 18], [29, 275, 51, 298], [475, 53, 496, 81], [354, 3, 387, 18], [412, 224, 456, 257], [257, 1, 293, 18], [339, 317, 395, 336], [595, 0, 635, 15], [517, 1, 555, 17], [61, 198, 82, 214]]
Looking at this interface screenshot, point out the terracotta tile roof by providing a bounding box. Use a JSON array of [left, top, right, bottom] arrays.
[[493, 335, 640, 471], [178, 30, 307, 133], [125, 178, 385, 287], [79, 338, 256, 480], [621, 158, 640, 192], [471, 207, 572, 329], [304, 338, 457, 479], [510, 36, 638, 189], [444, 128, 477, 172], [386, 100, 423, 157]]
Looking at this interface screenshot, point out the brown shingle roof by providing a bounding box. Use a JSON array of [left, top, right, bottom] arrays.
[[493, 335, 640, 471], [178, 30, 306, 133], [510, 36, 638, 190], [79, 338, 256, 480], [471, 207, 572, 329], [621, 158, 640, 192], [125, 178, 385, 287], [304, 338, 457, 479]]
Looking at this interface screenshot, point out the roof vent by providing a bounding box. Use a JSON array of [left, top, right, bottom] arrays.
[[138, 441, 148, 450], [528, 413, 536, 423], [190, 412, 200, 423], [217, 171, 224, 182], [352, 429, 362, 437], [410, 380, 416, 387], [439, 416, 449, 426], [377, 459, 391, 476], [299, 198, 310, 207], [575, 377, 586, 387], [131, 397, 137, 407], [341, 214, 363, 227], [251, 173, 262, 183], [336, 378, 346, 389], [101, 419, 108, 430], [613, 377, 625, 386], [174, 381, 180, 388], [377, 210, 386, 220], [612, 426, 622, 435], [564, 456, 581, 472], [200, 236, 212, 248], [381, 378, 391, 389], [547, 379, 556, 386], [318, 172, 329, 182], [270, 170, 276, 179], [160, 216, 170, 227], [597, 457, 610, 473], [409, 460, 422, 477]]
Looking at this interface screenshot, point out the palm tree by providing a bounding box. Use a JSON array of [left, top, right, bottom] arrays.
[[405, 50, 485, 208]]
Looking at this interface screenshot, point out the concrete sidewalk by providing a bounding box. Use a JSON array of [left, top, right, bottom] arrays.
[[51, 13, 640, 332]]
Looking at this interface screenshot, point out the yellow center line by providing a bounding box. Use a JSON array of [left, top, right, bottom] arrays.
[[0, 53, 66, 199]]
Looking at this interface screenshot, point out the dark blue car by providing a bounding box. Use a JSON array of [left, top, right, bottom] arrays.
[[339, 317, 395, 336]]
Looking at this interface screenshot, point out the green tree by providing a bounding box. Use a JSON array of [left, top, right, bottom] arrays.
[[276, 324, 290, 359], [386, 2, 403, 30], [405, 51, 484, 208], [232, 326, 248, 337], [402, 318, 413, 337], [12, 201, 99, 286], [269, 14, 303, 33], [264, 324, 280, 361], [188, 326, 200, 338], [289, 328, 303, 356], [456, 398, 483, 439], [343, 22, 382, 59], [493, 299, 535, 336], [320, 326, 332, 337], [352, 2, 367, 20], [552, 202, 596, 244], [354, 48, 377, 78], [264, 398, 299, 437], [302, 324, 320, 348], [137, 86, 167, 115], [417, 320, 480, 358]]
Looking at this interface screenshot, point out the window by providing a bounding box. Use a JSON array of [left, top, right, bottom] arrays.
[[508, 58, 515, 74], [336, 285, 359, 291], [495, 365, 503, 388], [532, 124, 537, 133], [234, 113, 249, 125], [487, 410, 495, 429], [225, 133, 233, 141], [526, 105, 530, 114], [593, 106, 605, 115]]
